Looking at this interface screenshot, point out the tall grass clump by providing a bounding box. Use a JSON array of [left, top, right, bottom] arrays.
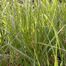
[[0, 0, 66, 66]]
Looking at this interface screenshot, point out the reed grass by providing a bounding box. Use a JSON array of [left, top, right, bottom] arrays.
[[0, 0, 66, 66]]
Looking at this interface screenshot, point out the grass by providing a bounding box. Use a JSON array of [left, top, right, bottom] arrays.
[[0, 0, 66, 66]]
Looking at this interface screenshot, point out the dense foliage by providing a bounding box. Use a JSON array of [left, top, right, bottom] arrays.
[[0, 0, 66, 66]]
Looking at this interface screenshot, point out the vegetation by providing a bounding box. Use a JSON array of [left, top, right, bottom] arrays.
[[0, 0, 66, 66]]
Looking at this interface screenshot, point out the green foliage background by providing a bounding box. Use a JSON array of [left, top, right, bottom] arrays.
[[0, 0, 66, 66]]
